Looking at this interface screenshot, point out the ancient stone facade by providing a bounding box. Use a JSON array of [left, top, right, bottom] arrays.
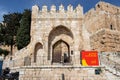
[[84, 2, 120, 52], [2, 1, 120, 80]]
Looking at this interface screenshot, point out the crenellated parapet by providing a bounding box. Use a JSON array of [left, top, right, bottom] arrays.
[[32, 5, 39, 19], [32, 4, 83, 19]]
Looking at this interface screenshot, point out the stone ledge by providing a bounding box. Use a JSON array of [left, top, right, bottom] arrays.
[[18, 65, 105, 69], [32, 18, 83, 21]]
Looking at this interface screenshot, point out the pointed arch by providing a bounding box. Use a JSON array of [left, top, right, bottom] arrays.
[[52, 40, 70, 63], [48, 25, 73, 60], [34, 42, 43, 62]]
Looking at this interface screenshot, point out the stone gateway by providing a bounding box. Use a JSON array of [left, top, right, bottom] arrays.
[[3, 1, 120, 80]]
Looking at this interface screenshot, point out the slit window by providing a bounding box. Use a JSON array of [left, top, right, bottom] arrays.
[[71, 50, 73, 55], [97, 4, 100, 8], [110, 25, 113, 30]]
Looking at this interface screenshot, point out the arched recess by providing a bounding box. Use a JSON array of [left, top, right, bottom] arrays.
[[48, 25, 74, 61], [34, 42, 43, 62], [52, 40, 70, 63]]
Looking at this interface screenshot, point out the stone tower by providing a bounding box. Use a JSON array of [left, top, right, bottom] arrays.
[[84, 1, 120, 52]]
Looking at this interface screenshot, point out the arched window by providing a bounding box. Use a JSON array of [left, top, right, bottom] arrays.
[[34, 42, 43, 62]]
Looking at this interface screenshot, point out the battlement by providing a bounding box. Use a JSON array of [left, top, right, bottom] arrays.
[[32, 4, 83, 19]]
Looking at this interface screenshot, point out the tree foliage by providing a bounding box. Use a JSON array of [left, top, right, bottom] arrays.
[[16, 9, 31, 50], [0, 48, 9, 56], [0, 23, 7, 45], [3, 13, 22, 55], [0, 23, 4, 43]]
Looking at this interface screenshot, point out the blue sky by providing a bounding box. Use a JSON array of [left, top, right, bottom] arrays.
[[0, 0, 120, 22]]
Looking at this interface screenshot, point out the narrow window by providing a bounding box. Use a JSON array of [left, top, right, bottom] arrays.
[[97, 4, 100, 8], [71, 50, 73, 55], [110, 25, 113, 30], [106, 5, 108, 8]]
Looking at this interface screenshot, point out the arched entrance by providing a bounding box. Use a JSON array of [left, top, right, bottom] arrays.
[[48, 25, 73, 60], [48, 25, 74, 64], [52, 40, 70, 63]]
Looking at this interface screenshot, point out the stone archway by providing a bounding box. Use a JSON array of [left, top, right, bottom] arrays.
[[48, 25, 74, 63], [52, 40, 70, 63]]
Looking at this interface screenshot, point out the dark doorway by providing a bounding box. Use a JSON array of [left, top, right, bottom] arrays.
[[52, 40, 70, 63]]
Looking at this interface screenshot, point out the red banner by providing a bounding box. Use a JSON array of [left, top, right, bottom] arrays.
[[81, 51, 99, 66]]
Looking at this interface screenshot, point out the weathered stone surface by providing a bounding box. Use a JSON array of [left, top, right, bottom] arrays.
[[18, 67, 106, 80], [90, 29, 120, 52]]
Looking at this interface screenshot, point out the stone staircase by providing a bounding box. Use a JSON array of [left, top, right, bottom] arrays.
[[18, 66, 108, 80], [99, 53, 120, 79], [104, 69, 120, 80]]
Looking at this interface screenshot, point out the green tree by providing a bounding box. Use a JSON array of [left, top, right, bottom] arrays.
[[16, 9, 31, 50], [0, 23, 6, 44], [0, 23, 3, 43], [0, 48, 9, 56], [3, 13, 22, 55]]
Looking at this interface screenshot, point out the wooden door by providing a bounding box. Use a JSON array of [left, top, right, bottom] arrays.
[[52, 40, 69, 63]]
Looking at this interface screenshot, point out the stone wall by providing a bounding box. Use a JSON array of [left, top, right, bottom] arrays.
[[95, 1, 120, 14], [18, 66, 106, 80], [90, 29, 120, 52], [84, 1, 120, 34], [84, 1, 120, 51]]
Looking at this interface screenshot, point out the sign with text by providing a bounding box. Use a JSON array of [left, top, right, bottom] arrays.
[[81, 51, 99, 66]]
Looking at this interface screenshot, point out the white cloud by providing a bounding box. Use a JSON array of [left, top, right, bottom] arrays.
[[0, 6, 8, 22]]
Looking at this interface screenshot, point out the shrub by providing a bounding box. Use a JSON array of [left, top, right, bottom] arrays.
[[0, 48, 9, 56]]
